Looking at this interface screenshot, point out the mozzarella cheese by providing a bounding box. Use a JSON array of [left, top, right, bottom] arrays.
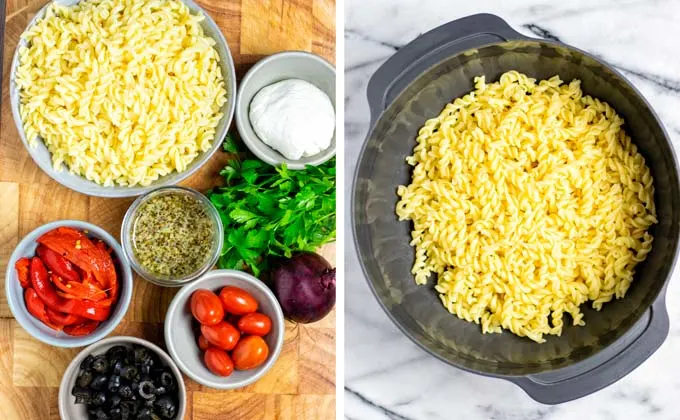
[[249, 79, 335, 161]]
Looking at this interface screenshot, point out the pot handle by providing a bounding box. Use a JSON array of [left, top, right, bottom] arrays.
[[367, 13, 530, 127], [509, 292, 669, 405]]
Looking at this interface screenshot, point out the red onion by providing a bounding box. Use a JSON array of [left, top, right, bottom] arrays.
[[271, 252, 336, 323]]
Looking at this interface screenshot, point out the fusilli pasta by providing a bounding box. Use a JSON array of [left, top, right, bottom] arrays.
[[396, 71, 656, 343], [15, 0, 227, 187]]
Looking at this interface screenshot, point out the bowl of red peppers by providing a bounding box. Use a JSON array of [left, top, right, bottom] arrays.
[[5, 220, 133, 347]]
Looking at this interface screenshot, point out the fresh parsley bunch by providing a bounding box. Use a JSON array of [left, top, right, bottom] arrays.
[[208, 136, 336, 276]]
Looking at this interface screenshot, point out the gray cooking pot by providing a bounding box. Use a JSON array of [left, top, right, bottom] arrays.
[[352, 14, 680, 404]]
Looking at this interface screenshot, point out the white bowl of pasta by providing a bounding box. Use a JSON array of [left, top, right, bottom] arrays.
[[9, 0, 237, 197]]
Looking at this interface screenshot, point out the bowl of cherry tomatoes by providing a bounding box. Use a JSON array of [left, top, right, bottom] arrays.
[[164, 269, 284, 389]]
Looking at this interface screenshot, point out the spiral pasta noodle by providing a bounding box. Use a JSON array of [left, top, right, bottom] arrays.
[[15, 0, 227, 187], [396, 71, 656, 343]]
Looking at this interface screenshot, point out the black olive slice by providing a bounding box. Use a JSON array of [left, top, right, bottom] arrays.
[[89, 375, 108, 391], [133, 347, 151, 365], [118, 384, 133, 399], [120, 365, 138, 381], [91, 355, 109, 374], [120, 400, 136, 416], [80, 355, 95, 371], [109, 406, 122, 420], [155, 396, 177, 419], [72, 387, 92, 404], [91, 391, 107, 406], [136, 407, 153, 420], [108, 374, 121, 393], [138, 380, 156, 400], [77, 370, 94, 388], [158, 372, 174, 390], [110, 394, 122, 408], [92, 407, 110, 420], [106, 345, 128, 361], [113, 360, 125, 376]]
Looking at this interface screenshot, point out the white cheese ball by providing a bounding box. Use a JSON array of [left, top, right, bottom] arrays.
[[249, 79, 335, 161]]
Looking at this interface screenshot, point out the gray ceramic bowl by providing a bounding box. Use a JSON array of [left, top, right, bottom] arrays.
[[164, 270, 284, 389], [236, 51, 336, 169], [59, 336, 186, 419], [9, 0, 237, 198], [121, 186, 224, 287], [5, 220, 133, 347]]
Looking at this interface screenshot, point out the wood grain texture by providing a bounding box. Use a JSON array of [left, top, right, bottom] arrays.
[[0, 183, 18, 317], [0, 319, 13, 387], [299, 327, 335, 395], [312, 0, 335, 60], [241, 0, 314, 56], [0, 0, 336, 418], [12, 323, 80, 387], [278, 395, 335, 420], [0, 384, 50, 420], [193, 392, 272, 420], [18, 183, 89, 236], [192, 393, 335, 420]]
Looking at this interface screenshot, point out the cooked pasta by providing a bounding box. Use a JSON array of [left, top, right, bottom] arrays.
[[396, 71, 656, 343], [15, 0, 227, 187]]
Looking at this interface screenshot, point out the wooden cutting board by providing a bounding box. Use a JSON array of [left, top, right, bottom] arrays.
[[0, 0, 337, 419]]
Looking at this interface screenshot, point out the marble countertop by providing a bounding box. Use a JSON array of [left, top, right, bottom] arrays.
[[344, 1, 680, 419]]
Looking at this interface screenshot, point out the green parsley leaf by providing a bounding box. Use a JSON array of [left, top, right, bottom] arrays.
[[208, 134, 336, 275], [223, 134, 240, 154], [229, 208, 259, 223]]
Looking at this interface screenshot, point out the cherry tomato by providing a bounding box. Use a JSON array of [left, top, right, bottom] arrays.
[[232, 335, 269, 370], [191, 289, 224, 326], [237, 313, 272, 336], [200, 321, 240, 351], [204, 347, 234, 377], [198, 334, 210, 351], [219, 286, 258, 315]]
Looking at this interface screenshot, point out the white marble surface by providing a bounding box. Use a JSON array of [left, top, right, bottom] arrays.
[[344, 1, 680, 419]]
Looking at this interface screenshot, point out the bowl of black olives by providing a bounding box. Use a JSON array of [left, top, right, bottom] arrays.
[[59, 336, 186, 420]]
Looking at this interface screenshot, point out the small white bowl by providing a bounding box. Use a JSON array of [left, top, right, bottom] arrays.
[[5, 220, 133, 348], [164, 270, 285, 389], [59, 336, 186, 420], [236, 51, 336, 169]]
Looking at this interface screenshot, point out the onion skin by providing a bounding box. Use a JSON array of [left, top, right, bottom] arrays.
[[271, 252, 336, 323]]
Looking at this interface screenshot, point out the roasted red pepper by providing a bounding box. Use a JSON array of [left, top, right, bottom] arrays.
[[24, 287, 61, 330], [94, 239, 112, 254], [30, 257, 111, 322], [36, 244, 81, 283], [63, 320, 100, 336], [56, 290, 83, 300], [15, 258, 31, 288], [55, 289, 115, 307], [51, 273, 108, 302], [37, 227, 118, 302], [46, 307, 86, 326], [81, 270, 111, 299]]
